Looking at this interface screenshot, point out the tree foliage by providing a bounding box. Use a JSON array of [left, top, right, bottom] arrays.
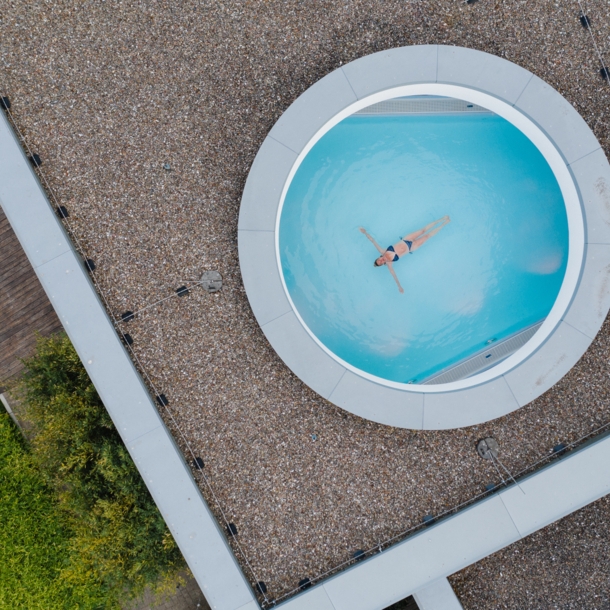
[[0, 410, 107, 609], [10, 333, 183, 606]]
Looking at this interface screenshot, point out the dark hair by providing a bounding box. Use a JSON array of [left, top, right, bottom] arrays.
[[374, 259, 382, 267]]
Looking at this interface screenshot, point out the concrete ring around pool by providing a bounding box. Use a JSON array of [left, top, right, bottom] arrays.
[[238, 44, 610, 430]]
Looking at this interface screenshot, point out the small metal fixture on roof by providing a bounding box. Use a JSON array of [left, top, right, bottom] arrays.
[[200, 270, 222, 293], [580, 14, 591, 28], [193, 457, 204, 470], [476, 437, 499, 460], [163, 162, 171, 171], [298, 578, 312, 591], [485, 483, 496, 492], [122, 333, 134, 346], [156, 394, 169, 407], [477, 437, 525, 494], [553, 443, 567, 454], [227, 523, 238, 536], [176, 285, 189, 297], [256, 581, 267, 594], [311, 433, 317, 441], [56, 205, 69, 218], [84, 259, 96, 272], [28, 153, 42, 168], [1, 96, 11, 111], [601, 67, 610, 81], [121, 310, 135, 322], [353, 549, 366, 561], [423, 514, 435, 526]]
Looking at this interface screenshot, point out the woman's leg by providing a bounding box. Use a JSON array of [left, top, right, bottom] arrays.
[[409, 217, 450, 252], [402, 216, 449, 242]]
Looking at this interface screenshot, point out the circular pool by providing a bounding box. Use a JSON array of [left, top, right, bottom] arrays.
[[239, 45, 610, 429], [279, 97, 570, 386]]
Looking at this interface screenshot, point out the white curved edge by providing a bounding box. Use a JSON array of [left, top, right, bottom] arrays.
[[0, 112, 257, 610], [239, 44, 610, 429], [273, 82, 585, 393], [276, 431, 610, 610]]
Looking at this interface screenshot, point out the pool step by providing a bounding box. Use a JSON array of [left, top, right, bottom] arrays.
[[355, 95, 493, 116], [421, 320, 544, 385]]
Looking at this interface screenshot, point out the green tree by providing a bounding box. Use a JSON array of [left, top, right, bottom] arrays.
[[17, 333, 183, 604], [0, 409, 107, 609]]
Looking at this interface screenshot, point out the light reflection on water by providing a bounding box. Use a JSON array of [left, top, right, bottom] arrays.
[[279, 113, 568, 384]]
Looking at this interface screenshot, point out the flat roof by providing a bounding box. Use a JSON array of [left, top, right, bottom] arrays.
[[2, 26, 610, 610]]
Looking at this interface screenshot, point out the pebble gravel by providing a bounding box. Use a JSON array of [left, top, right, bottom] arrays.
[[450, 494, 610, 610], [1, 0, 609, 603]]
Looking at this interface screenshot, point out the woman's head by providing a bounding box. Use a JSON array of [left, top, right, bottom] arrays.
[[374, 256, 387, 267]]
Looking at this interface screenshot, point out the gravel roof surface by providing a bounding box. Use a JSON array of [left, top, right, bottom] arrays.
[[1, 0, 609, 603], [450, 493, 610, 610]]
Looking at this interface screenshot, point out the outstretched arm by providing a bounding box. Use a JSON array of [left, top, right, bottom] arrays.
[[359, 227, 385, 255], [386, 262, 404, 294]]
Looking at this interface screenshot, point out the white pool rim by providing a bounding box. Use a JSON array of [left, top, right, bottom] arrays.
[[238, 45, 610, 429], [274, 83, 584, 392]]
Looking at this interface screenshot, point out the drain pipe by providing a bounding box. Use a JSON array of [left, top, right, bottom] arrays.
[[0, 393, 25, 436]]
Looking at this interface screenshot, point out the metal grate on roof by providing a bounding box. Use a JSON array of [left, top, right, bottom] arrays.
[[421, 320, 544, 385], [354, 96, 492, 116]]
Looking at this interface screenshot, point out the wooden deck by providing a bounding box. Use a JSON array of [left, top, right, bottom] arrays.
[[0, 206, 63, 390]]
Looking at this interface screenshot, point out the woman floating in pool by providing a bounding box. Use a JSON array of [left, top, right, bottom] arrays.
[[360, 216, 450, 294]]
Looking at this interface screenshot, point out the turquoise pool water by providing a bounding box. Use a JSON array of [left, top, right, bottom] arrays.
[[279, 111, 569, 384]]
